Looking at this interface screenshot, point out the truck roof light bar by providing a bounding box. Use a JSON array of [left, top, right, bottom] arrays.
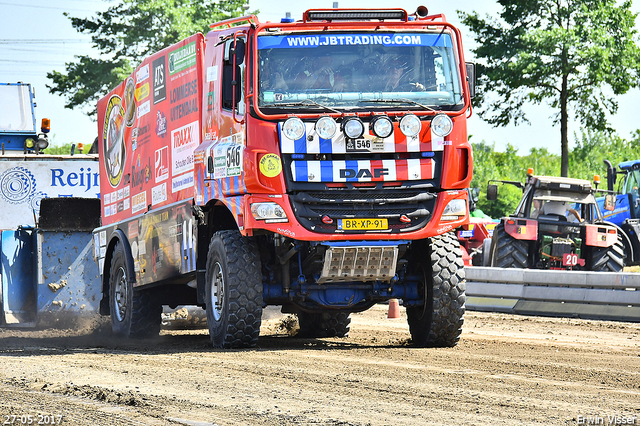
[[303, 9, 408, 23]]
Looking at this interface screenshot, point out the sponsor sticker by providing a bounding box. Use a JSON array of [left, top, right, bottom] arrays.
[[169, 42, 197, 76], [128, 220, 139, 238], [137, 100, 151, 119], [152, 182, 167, 205], [131, 191, 147, 214], [206, 66, 218, 82], [172, 173, 194, 193], [171, 120, 199, 175], [102, 95, 126, 188], [136, 64, 149, 83], [259, 153, 282, 178], [152, 56, 166, 104], [135, 83, 150, 102], [124, 77, 136, 127], [155, 146, 169, 183], [213, 141, 243, 179]]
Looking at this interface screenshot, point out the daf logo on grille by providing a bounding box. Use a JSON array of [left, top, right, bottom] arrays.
[[339, 168, 389, 179]]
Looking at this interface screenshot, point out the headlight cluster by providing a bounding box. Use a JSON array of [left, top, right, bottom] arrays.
[[251, 202, 288, 223], [283, 113, 453, 141], [441, 199, 467, 221]]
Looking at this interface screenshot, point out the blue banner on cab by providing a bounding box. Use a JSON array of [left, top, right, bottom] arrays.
[[257, 33, 452, 50]]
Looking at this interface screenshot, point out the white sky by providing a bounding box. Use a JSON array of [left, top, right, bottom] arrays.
[[1, 0, 638, 154]]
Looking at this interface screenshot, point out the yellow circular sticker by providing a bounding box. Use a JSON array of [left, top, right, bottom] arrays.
[[259, 153, 282, 178]]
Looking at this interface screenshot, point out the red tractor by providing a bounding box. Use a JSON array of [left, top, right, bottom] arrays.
[[486, 172, 625, 271], [457, 188, 498, 266]]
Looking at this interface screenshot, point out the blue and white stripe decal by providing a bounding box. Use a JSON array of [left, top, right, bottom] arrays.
[[290, 158, 435, 182]]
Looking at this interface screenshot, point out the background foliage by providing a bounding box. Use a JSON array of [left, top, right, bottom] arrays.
[[47, 0, 250, 117], [472, 130, 640, 218], [460, 0, 640, 177]]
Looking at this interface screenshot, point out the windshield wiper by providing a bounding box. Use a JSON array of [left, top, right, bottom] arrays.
[[267, 99, 341, 114], [358, 98, 437, 112]]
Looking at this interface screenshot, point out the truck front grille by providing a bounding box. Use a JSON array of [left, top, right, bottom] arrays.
[[289, 189, 435, 234]]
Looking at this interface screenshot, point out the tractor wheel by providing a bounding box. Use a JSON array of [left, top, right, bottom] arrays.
[[109, 240, 161, 338], [406, 232, 466, 348], [296, 311, 351, 338], [205, 230, 263, 348], [490, 223, 530, 268], [590, 235, 625, 272], [481, 238, 492, 266]]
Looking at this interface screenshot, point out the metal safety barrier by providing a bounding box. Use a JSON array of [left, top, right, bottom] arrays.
[[465, 267, 640, 322]]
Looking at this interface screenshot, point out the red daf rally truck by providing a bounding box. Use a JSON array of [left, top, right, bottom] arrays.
[[92, 6, 475, 348]]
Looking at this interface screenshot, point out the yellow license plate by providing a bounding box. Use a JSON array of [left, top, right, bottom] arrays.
[[338, 218, 388, 230]]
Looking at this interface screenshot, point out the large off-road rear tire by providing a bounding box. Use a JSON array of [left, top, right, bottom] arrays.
[[406, 232, 466, 348], [590, 236, 625, 272], [109, 241, 161, 338], [296, 311, 351, 338], [205, 230, 263, 348], [490, 222, 530, 268]]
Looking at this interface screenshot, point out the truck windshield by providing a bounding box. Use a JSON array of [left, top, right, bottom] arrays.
[[256, 31, 463, 112], [0, 84, 35, 132]]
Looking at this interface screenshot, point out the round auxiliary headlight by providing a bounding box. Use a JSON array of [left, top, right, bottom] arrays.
[[36, 137, 49, 150], [282, 117, 306, 141], [342, 117, 364, 139], [431, 113, 453, 137], [399, 114, 421, 137], [315, 116, 337, 140], [371, 116, 393, 138]]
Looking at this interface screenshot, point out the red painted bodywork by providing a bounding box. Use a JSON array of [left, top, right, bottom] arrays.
[[98, 10, 473, 243]]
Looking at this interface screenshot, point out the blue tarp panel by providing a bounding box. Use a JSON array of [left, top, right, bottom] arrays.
[[1, 228, 36, 325]]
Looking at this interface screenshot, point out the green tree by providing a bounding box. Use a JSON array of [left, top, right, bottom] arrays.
[[45, 143, 88, 155], [471, 130, 640, 218], [460, 0, 640, 177], [47, 0, 250, 117]]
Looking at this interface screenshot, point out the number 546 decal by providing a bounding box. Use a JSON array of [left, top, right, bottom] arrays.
[[213, 141, 243, 179]]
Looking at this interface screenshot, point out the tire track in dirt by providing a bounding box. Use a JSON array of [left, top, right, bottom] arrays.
[[0, 306, 638, 425]]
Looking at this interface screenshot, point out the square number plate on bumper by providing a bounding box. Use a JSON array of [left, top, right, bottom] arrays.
[[337, 218, 388, 231], [318, 245, 399, 283]]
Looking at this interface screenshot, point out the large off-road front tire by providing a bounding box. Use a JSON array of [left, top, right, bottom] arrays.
[[205, 230, 263, 348], [590, 235, 625, 272], [490, 222, 530, 268], [296, 311, 351, 338], [406, 232, 466, 348], [109, 241, 161, 338]]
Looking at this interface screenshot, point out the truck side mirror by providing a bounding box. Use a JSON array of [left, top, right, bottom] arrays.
[[487, 184, 498, 201], [234, 39, 245, 65], [470, 187, 480, 203], [604, 194, 616, 211], [465, 62, 476, 99]]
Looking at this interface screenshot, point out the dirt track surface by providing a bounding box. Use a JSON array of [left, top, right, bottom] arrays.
[[1, 306, 639, 426]]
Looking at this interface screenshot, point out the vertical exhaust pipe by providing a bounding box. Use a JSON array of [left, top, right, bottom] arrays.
[[415, 6, 429, 18], [604, 160, 616, 191]]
